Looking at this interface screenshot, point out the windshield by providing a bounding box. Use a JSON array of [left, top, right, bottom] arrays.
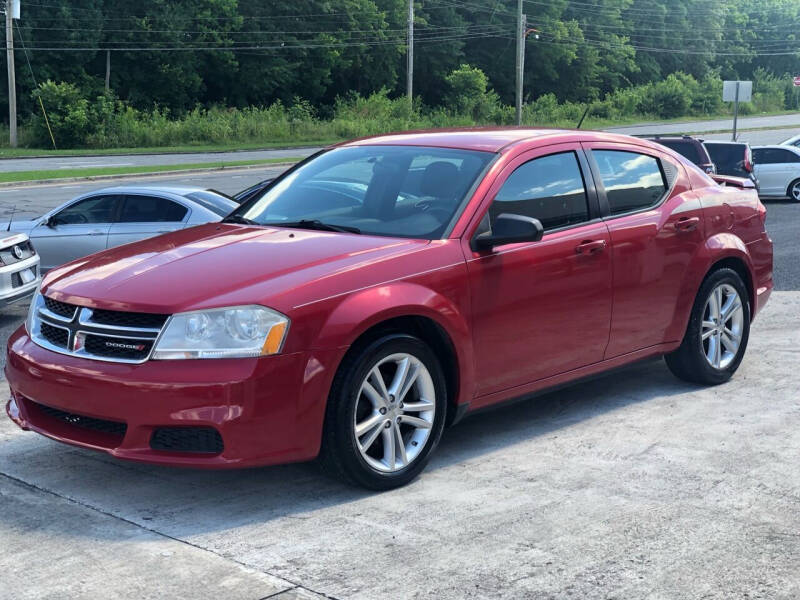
[[232, 145, 494, 239]]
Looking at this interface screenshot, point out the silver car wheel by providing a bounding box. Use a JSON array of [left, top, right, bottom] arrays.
[[791, 181, 800, 202], [701, 283, 744, 370], [353, 353, 436, 473]]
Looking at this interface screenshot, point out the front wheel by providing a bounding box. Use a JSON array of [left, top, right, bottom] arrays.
[[319, 334, 447, 490], [665, 268, 751, 385]]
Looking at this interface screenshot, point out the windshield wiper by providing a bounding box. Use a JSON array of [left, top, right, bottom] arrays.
[[264, 219, 361, 234], [221, 214, 258, 225]]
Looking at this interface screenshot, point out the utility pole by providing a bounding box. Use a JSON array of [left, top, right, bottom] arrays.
[[5, 0, 17, 147], [406, 0, 413, 105], [105, 49, 110, 92], [515, 0, 524, 126]]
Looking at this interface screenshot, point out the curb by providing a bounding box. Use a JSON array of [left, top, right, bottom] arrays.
[[0, 161, 298, 189]]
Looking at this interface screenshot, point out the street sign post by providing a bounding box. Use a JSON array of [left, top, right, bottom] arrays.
[[723, 80, 752, 141]]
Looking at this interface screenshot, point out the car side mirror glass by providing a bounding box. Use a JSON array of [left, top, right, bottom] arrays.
[[472, 213, 544, 251]]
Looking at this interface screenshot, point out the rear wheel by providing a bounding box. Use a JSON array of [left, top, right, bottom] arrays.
[[665, 268, 750, 385], [319, 334, 447, 490], [787, 178, 800, 202]]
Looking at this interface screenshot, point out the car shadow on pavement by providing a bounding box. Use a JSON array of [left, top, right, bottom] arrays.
[[0, 358, 701, 539]]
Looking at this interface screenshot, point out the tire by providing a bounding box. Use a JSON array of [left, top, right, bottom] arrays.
[[319, 333, 447, 490], [665, 267, 751, 385], [787, 178, 800, 202]]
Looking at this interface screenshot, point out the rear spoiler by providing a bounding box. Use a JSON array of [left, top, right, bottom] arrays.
[[710, 174, 755, 189]]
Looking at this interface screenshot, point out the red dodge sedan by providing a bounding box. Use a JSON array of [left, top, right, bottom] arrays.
[[6, 129, 773, 489]]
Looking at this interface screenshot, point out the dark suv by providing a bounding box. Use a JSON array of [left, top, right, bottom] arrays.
[[645, 135, 716, 174], [703, 141, 759, 189]]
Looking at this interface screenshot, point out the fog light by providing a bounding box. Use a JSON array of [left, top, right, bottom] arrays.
[[7, 396, 19, 420]]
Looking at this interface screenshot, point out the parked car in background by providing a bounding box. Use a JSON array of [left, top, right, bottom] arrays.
[[0, 232, 40, 307], [703, 141, 758, 190], [752, 145, 800, 201], [645, 135, 716, 174], [233, 178, 275, 204], [9, 186, 238, 272], [6, 129, 773, 490], [779, 133, 800, 148]]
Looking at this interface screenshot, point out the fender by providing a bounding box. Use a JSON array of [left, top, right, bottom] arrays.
[[664, 232, 756, 342], [311, 280, 476, 408]]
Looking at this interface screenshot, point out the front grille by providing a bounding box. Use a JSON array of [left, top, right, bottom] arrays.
[[35, 402, 127, 438], [0, 240, 34, 265], [150, 427, 224, 454], [11, 265, 36, 288], [44, 296, 76, 319], [40, 322, 69, 348], [84, 334, 153, 361], [32, 295, 169, 363], [89, 308, 168, 330]]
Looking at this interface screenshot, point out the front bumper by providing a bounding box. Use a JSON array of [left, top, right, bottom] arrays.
[[0, 254, 40, 306], [5, 326, 343, 468]]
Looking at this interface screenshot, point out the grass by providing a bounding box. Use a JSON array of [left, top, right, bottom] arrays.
[[0, 140, 338, 159], [0, 156, 303, 184]]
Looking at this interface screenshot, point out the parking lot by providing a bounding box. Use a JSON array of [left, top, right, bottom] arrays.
[[1, 169, 799, 599]]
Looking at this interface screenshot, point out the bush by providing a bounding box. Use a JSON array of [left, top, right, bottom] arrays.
[[444, 64, 502, 121], [30, 81, 92, 148]]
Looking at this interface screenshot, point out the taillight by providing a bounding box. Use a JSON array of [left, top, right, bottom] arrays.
[[758, 200, 767, 227], [744, 148, 753, 173]]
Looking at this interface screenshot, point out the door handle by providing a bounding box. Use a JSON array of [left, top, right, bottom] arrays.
[[675, 216, 700, 232], [88, 229, 105, 236], [575, 239, 606, 255]]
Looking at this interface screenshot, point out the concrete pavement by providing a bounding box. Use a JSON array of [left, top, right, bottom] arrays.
[[0, 148, 317, 174], [1, 292, 798, 599]]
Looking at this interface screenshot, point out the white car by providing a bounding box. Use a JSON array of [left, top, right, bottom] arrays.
[[752, 145, 800, 201], [780, 133, 800, 148], [0, 232, 41, 307]]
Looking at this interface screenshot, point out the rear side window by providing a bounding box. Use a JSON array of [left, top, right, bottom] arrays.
[[119, 195, 188, 223], [593, 150, 667, 215], [657, 140, 702, 164], [491, 152, 589, 231]]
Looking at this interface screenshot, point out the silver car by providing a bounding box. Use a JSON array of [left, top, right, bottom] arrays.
[[752, 145, 800, 202], [10, 186, 238, 272], [0, 232, 41, 307]]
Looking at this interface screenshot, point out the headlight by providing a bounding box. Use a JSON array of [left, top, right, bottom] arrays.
[[25, 289, 42, 336], [152, 305, 289, 360]]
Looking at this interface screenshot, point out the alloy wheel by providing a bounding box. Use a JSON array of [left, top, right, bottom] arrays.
[[701, 283, 744, 370], [792, 181, 800, 201], [353, 353, 436, 473]]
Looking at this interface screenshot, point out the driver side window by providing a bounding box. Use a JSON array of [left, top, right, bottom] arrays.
[[490, 152, 589, 232], [55, 195, 119, 225]]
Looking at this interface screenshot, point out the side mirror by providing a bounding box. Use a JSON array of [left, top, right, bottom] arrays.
[[472, 213, 544, 251], [42, 216, 56, 228]]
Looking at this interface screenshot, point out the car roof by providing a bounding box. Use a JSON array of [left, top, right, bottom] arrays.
[[337, 127, 664, 153], [84, 185, 215, 197], [703, 140, 748, 146], [753, 144, 800, 150]]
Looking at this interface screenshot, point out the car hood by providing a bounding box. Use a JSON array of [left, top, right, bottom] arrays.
[[7, 219, 38, 235], [42, 223, 430, 314]]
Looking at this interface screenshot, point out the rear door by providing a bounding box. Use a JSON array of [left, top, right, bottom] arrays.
[[753, 148, 800, 196], [583, 142, 705, 357], [30, 194, 121, 271], [106, 194, 190, 249], [465, 144, 613, 401]]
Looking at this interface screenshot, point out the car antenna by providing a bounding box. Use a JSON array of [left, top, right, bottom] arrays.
[[6, 205, 15, 232], [576, 105, 591, 130]]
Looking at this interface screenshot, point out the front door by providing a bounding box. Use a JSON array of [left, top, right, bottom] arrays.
[[32, 195, 120, 271], [466, 145, 613, 399]]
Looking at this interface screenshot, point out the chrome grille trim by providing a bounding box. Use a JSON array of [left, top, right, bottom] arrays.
[[29, 294, 168, 364]]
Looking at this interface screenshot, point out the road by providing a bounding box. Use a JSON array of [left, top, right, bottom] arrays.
[[2, 293, 798, 599], [0, 113, 797, 174], [0, 147, 318, 173]]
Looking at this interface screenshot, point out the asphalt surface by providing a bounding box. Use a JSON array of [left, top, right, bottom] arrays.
[[0, 148, 317, 173], [1, 293, 798, 599], [606, 112, 800, 136]]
